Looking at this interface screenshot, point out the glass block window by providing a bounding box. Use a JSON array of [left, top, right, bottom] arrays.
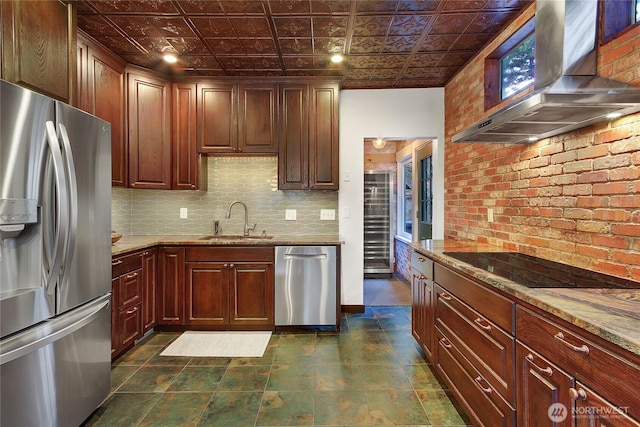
[[500, 33, 535, 100]]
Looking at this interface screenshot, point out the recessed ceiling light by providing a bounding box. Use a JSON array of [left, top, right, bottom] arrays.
[[163, 53, 178, 64], [606, 112, 622, 119], [330, 53, 344, 63], [527, 136, 539, 142]]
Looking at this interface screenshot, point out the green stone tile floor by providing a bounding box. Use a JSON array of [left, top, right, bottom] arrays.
[[83, 306, 473, 427]]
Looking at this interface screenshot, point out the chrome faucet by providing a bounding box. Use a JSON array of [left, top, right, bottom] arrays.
[[225, 201, 256, 236]]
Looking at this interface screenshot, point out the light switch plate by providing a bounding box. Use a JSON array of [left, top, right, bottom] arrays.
[[285, 209, 297, 220], [320, 209, 336, 220], [180, 208, 188, 219]]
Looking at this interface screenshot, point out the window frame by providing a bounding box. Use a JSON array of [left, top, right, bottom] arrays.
[[601, 0, 640, 43], [499, 32, 535, 100], [484, 18, 536, 111], [396, 155, 413, 241]]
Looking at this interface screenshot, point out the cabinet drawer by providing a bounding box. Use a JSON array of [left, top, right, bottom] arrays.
[[435, 328, 515, 427], [119, 303, 142, 349], [118, 269, 142, 309], [412, 250, 433, 279], [573, 382, 640, 427], [112, 252, 142, 277], [435, 284, 515, 404], [434, 263, 514, 333], [185, 246, 273, 262], [517, 306, 640, 421]]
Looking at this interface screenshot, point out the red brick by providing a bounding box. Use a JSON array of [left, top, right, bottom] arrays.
[[576, 196, 609, 208], [592, 235, 630, 249], [600, 40, 635, 66], [577, 145, 609, 160], [610, 166, 640, 181], [611, 223, 640, 236], [576, 245, 609, 259], [593, 209, 631, 221], [592, 182, 630, 195], [610, 137, 640, 154], [564, 209, 593, 220], [610, 195, 640, 208], [593, 154, 632, 170], [550, 219, 576, 230], [551, 151, 577, 164], [576, 170, 608, 184], [562, 184, 592, 196], [592, 260, 629, 277]]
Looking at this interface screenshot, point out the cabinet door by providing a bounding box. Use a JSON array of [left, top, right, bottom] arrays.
[[158, 247, 185, 324], [572, 382, 640, 427], [278, 85, 309, 189], [422, 277, 434, 361], [128, 70, 172, 189], [118, 268, 142, 309], [142, 249, 157, 332], [79, 36, 127, 187], [185, 263, 230, 325], [309, 83, 339, 190], [411, 269, 425, 346], [238, 84, 278, 153], [197, 83, 237, 153], [111, 277, 119, 359], [516, 342, 573, 427], [173, 83, 203, 190], [1, 0, 75, 103], [229, 263, 274, 326]]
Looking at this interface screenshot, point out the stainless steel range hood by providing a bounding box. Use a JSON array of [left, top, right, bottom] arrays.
[[453, 0, 640, 144]]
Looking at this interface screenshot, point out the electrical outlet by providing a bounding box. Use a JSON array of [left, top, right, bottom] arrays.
[[487, 208, 494, 223], [285, 209, 297, 220], [320, 209, 336, 220], [180, 208, 188, 219]]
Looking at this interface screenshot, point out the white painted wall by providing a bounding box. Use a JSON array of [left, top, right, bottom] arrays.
[[338, 88, 445, 306]]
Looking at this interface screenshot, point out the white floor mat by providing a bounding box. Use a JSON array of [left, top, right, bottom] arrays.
[[159, 331, 272, 358]]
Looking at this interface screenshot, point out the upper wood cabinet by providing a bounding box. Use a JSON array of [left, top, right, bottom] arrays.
[[127, 68, 172, 189], [197, 82, 278, 155], [77, 32, 127, 187], [1, 0, 76, 104], [173, 83, 206, 190], [238, 84, 278, 154], [279, 82, 339, 190]]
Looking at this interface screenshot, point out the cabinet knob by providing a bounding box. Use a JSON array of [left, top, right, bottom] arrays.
[[569, 388, 587, 401], [230, 263, 235, 269]]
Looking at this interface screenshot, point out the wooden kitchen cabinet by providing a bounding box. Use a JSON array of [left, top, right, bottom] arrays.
[[1, 0, 76, 104], [141, 248, 157, 332], [517, 306, 640, 423], [184, 247, 274, 328], [197, 82, 237, 153], [77, 32, 127, 187], [127, 67, 172, 189], [573, 383, 640, 427], [411, 251, 434, 361], [111, 251, 144, 360], [278, 82, 339, 190], [157, 247, 185, 324], [238, 84, 278, 153], [173, 83, 206, 190]]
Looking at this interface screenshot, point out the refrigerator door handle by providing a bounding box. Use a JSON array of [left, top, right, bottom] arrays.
[[43, 121, 69, 294], [0, 296, 109, 365], [57, 123, 78, 286]]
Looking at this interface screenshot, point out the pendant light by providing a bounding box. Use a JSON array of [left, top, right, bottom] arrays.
[[372, 137, 386, 149]]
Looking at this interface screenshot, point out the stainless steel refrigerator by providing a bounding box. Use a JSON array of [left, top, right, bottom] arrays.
[[0, 80, 112, 426]]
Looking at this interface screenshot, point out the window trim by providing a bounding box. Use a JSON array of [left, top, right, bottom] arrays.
[[396, 155, 413, 242], [484, 18, 535, 111], [601, 0, 640, 43]]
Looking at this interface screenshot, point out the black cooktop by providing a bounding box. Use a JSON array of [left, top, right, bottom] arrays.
[[442, 252, 640, 289]]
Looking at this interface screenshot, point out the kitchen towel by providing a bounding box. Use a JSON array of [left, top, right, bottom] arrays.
[[159, 331, 272, 358]]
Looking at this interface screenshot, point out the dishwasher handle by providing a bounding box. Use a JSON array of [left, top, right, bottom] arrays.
[[283, 253, 328, 260]]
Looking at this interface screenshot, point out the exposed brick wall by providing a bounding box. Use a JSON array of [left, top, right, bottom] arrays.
[[394, 238, 412, 282], [444, 4, 640, 280]]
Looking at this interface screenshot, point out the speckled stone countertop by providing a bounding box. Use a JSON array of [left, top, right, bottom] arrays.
[[112, 234, 343, 256], [412, 239, 640, 358]]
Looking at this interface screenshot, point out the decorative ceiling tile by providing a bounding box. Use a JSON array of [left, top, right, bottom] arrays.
[[268, 0, 311, 15], [430, 13, 476, 34], [352, 15, 393, 37], [78, 0, 530, 88], [350, 36, 386, 54], [273, 17, 312, 37], [388, 15, 433, 36], [279, 38, 314, 55], [382, 35, 421, 53], [313, 38, 346, 55], [418, 34, 460, 52], [312, 17, 349, 37]]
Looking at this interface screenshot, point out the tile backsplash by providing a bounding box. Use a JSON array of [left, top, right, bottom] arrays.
[[111, 156, 339, 236]]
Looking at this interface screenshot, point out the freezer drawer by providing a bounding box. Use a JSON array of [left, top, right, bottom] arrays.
[[275, 246, 337, 326], [0, 294, 111, 427]]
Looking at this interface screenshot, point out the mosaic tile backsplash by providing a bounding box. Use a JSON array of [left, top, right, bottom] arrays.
[[111, 157, 339, 236]]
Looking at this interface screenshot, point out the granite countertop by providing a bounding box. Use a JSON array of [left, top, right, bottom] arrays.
[[412, 239, 640, 357], [112, 234, 343, 256]]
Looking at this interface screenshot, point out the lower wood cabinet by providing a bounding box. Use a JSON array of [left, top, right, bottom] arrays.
[[141, 249, 157, 332], [411, 251, 434, 360], [111, 251, 144, 359], [157, 246, 185, 324]]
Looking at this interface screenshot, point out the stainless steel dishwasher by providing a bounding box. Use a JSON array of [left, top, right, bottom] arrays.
[[275, 246, 337, 326]]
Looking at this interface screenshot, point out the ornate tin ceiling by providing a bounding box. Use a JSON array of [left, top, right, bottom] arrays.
[[77, 0, 531, 89]]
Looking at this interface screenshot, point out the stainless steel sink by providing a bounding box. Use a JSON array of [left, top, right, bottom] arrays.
[[199, 234, 274, 240]]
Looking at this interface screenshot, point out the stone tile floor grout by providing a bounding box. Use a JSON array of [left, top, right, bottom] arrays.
[[83, 306, 473, 427]]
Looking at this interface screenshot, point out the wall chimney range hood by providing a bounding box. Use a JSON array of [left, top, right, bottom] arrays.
[[453, 0, 640, 144]]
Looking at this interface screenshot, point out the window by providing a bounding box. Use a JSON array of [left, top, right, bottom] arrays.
[[419, 156, 432, 225], [602, 0, 640, 42], [500, 33, 535, 99], [397, 157, 412, 240]]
